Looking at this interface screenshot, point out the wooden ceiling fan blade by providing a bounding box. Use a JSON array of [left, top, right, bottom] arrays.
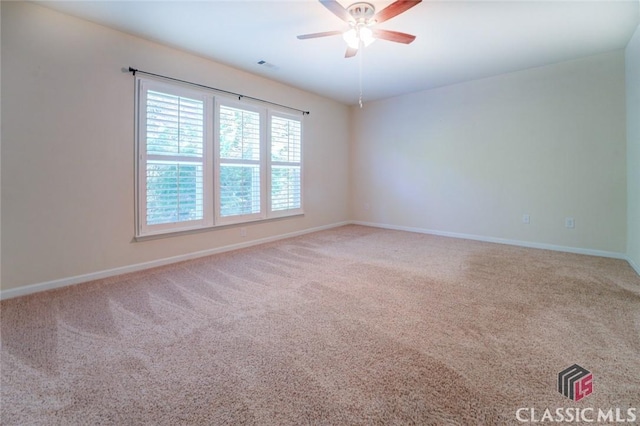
[[320, 0, 352, 22], [373, 0, 422, 24], [345, 46, 359, 58], [297, 30, 343, 40], [372, 29, 416, 44]]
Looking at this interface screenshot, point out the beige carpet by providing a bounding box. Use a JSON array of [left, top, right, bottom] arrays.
[[1, 225, 639, 425]]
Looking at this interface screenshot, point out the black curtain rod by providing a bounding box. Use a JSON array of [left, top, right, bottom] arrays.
[[128, 67, 310, 116]]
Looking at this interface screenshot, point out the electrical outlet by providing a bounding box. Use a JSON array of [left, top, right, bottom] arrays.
[[240, 227, 247, 237], [522, 214, 530, 224], [565, 217, 575, 229]]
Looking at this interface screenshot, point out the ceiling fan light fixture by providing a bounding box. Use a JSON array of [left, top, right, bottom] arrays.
[[359, 26, 375, 47], [342, 26, 375, 49], [343, 28, 359, 49]]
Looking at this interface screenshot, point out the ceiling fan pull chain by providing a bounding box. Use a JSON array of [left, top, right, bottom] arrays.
[[359, 41, 364, 108]]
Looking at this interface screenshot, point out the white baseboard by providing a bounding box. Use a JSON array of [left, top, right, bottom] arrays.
[[2, 220, 636, 300], [0, 221, 350, 300], [350, 220, 628, 260], [627, 257, 640, 276]]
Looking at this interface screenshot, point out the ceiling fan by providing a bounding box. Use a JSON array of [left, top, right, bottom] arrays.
[[297, 0, 422, 58]]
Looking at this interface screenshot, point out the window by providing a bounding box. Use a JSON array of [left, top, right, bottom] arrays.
[[135, 78, 303, 237], [270, 113, 302, 214], [216, 102, 263, 223]]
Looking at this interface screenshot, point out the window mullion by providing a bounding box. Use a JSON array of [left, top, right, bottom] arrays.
[[213, 98, 222, 224], [261, 108, 268, 219], [204, 95, 215, 227]]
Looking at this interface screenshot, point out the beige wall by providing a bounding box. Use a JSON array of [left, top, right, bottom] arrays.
[[627, 24, 640, 271], [1, 1, 636, 296], [0, 2, 350, 292], [0, 3, 2, 289], [350, 51, 627, 254]]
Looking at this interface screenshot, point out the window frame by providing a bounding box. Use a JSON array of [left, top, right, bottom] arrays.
[[135, 79, 214, 237], [134, 76, 303, 239], [214, 99, 267, 226], [268, 110, 304, 218]]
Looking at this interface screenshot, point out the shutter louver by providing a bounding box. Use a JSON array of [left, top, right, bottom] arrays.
[[219, 105, 262, 218], [270, 116, 302, 212], [145, 90, 205, 227], [271, 166, 301, 211]]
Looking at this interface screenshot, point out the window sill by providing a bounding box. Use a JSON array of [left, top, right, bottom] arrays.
[[134, 213, 304, 242]]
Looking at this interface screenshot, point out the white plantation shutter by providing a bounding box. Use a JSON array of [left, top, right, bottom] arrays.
[[217, 103, 264, 221], [138, 83, 209, 235], [270, 114, 302, 214], [145, 162, 204, 224], [146, 91, 204, 158], [136, 77, 303, 238]]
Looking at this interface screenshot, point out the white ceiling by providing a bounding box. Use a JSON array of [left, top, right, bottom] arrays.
[[36, 0, 639, 105]]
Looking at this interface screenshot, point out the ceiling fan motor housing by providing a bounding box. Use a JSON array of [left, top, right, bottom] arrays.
[[348, 2, 376, 24]]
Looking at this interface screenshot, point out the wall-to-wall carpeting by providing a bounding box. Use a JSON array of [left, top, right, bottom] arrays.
[[1, 226, 638, 424]]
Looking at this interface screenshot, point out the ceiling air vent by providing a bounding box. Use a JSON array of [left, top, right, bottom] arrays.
[[257, 60, 278, 70]]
